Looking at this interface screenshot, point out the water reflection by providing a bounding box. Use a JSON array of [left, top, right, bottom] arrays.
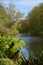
[[29, 38, 43, 54], [20, 48, 29, 60], [16, 34, 43, 58]]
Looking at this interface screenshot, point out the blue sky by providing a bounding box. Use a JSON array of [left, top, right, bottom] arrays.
[[0, 0, 43, 16]]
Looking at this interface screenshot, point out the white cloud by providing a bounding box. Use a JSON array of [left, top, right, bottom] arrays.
[[1, 0, 43, 6], [15, 0, 43, 6]]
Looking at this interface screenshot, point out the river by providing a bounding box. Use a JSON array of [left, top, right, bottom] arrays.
[[16, 34, 43, 59]]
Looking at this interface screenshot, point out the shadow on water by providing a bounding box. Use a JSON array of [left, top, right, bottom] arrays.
[[16, 34, 43, 59]]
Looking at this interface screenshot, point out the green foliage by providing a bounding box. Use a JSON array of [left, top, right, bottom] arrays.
[[0, 3, 22, 35], [27, 3, 43, 35], [10, 25, 19, 35], [0, 34, 26, 65], [0, 51, 7, 58], [17, 20, 29, 33], [29, 51, 43, 65], [0, 4, 9, 26], [0, 4, 11, 35], [0, 34, 25, 59], [17, 53, 26, 65], [0, 58, 14, 65]]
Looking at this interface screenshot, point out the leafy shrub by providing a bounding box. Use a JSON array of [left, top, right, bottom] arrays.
[[0, 51, 7, 58], [0, 58, 15, 65], [17, 53, 26, 65], [0, 34, 25, 59], [0, 34, 26, 65], [29, 51, 43, 65]]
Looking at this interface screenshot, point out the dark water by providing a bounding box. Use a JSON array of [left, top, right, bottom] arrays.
[[16, 34, 43, 59]]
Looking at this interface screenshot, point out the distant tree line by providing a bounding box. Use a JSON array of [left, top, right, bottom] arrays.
[[17, 3, 43, 35], [0, 2, 43, 35]]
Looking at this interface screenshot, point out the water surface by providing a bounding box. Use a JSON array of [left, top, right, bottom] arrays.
[[16, 34, 43, 59]]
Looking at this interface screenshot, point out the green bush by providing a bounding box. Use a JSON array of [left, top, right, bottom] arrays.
[[0, 58, 15, 65], [0, 51, 7, 58], [0, 34, 25, 59], [29, 51, 43, 65], [0, 34, 26, 65]]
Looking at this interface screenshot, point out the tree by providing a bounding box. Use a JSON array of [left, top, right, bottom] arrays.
[[0, 4, 9, 27], [0, 3, 19, 35], [7, 2, 23, 27], [27, 3, 43, 35], [0, 4, 10, 35], [17, 20, 29, 33]]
